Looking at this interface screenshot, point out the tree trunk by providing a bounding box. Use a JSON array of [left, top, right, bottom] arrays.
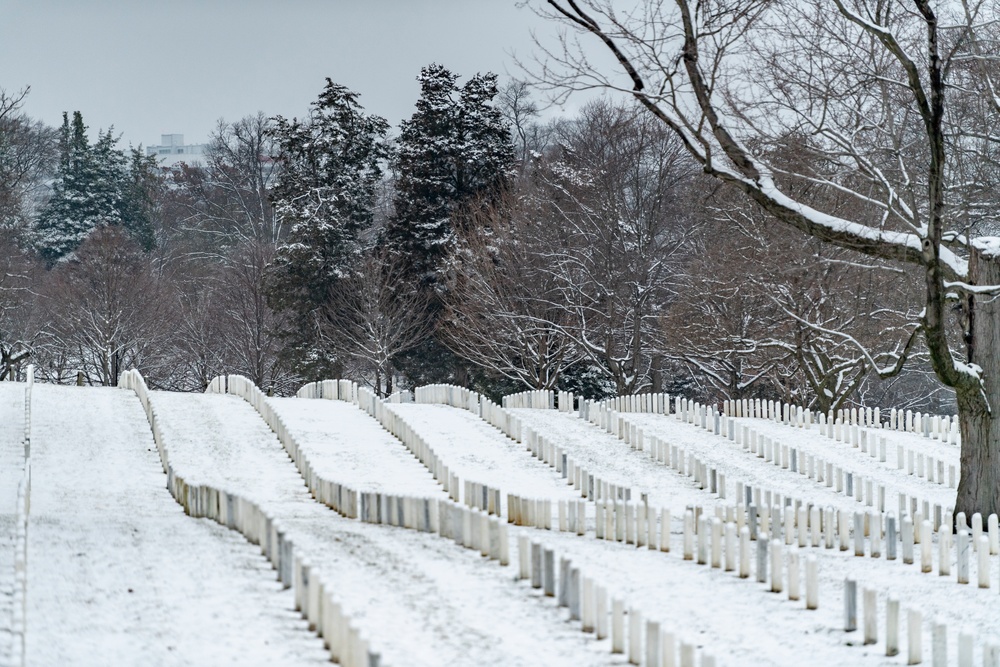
[[956, 243, 1000, 517]]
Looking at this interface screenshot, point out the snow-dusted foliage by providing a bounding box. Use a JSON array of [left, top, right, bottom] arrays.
[[32, 112, 155, 264], [269, 80, 388, 297], [539, 0, 1000, 515], [386, 63, 515, 289], [266, 80, 389, 376]]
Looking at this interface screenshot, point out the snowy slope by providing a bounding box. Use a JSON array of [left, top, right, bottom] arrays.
[[25, 385, 329, 666], [729, 416, 958, 502], [0, 382, 24, 666], [150, 390, 615, 667], [13, 379, 1000, 667], [505, 407, 1000, 665], [265, 396, 448, 497], [386, 403, 582, 505]]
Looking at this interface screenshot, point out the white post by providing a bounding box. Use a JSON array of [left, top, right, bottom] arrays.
[[958, 630, 973, 667], [725, 522, 737, 572], [939, 523, 952, 577], [844, 578, 857, 632], [683, 510, 694, 560], [646, 620, 661, 667], [870, 510, 881, 558], [518, 534, 530, 580], [810, 505, 821, 547], [854, 512, 865, 557], [933, 621, 947, 667], [863, 587, 877, 645], [958, 529, 970, 584], [771, 539, 783, 593], [740, 526, 751, 579], [637, 504, 647, 547], [805, 554, 818, 610], [612, 597, 625, 654], [886, 597, 899, 656], [660, 509, 671, 553], [985, 643, 1000, 667], [908, 609, 922, 665], [757, 532, 769, 584], [582, 577, 595, 632], [648, 506, 658, 550], [628, 608, 642, 665], [596, 586, 608, 640], [711, 517, 722, 568], [697, 515, 710, 565], [920, 519, 934, 572], [979, 535, 991, 588], [902, 515, 914, 564], [787, 544, 800, 601], [680, 642, 695, 667], [990, 514, 999, 555], [543, 547, 555, 597]]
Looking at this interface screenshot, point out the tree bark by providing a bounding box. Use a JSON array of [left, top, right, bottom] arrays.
[[957, 243, 1000, 517]]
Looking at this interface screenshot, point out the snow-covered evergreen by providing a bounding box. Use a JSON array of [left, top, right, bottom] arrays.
[[33, 112, 155, 264], [386, 64, 515, 289], [267, 80, 389, 376]]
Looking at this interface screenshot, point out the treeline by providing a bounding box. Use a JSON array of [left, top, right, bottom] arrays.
[[0, 69, 950, 411]]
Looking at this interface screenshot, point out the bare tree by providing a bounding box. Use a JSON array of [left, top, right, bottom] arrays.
[[0, 87, 57, 234], [665, 223, 783, 402], [443, 188, 582, 390], [536, 0, 1000, 514], [0, 235, 37, 379], [35, 227, 169, 385], [317, 250, 432, 397], [541, 99, 699, 393], [163, 113, 281, 257], [216, 240, 294, 393]]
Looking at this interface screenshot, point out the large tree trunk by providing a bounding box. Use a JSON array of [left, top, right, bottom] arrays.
[[956, 243, 1000, 517]]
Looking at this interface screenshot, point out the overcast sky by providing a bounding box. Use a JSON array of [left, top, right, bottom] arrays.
[[0, 0, 605, 148]]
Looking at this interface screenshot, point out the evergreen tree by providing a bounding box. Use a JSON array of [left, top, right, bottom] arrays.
[[267, 79, 389, 377], [385, 64, 515, 385], [34, 112, 156, 263], [386, 64, 515, 288]]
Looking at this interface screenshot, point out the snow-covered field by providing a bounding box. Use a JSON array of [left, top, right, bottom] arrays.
[[3, 380, 998, 666]]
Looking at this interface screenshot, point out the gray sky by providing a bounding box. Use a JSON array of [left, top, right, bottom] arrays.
[[0, 0, 601, 148]]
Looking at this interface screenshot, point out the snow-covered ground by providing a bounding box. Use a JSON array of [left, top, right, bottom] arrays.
[[149, 390, 614, 667], [265, 396, 448, 497], [24, 385, 328, 666], [11, 383, 1000, 666], [0, 382, 24, 666], [386, 403, 582, 506], [507, 408, 1000, 665], [731, 416, 959, 499]]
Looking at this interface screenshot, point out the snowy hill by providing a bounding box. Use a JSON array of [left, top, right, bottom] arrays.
[[1, 377, 995, 667]]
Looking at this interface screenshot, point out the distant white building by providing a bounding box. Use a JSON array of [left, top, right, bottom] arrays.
[[145, 134, 208, 168]]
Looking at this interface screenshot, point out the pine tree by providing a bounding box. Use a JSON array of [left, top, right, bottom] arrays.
[[386, 64, 515, 288], [267, 79, 389, 376], [34, 112, 156, 263], [385, 64, 515, 385]]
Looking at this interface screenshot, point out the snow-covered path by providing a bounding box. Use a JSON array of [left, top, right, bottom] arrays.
[[25, 385, 329, 666], [151, 390, 615, 667], [728, 416, 958, 503], [386, 403, 582, 505], [616, 413, 952, 515], [0, 382, 24, 666], [265, 396, 448, 497], [510, 407, 723, 513], [505, 408, 1000, 665]]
